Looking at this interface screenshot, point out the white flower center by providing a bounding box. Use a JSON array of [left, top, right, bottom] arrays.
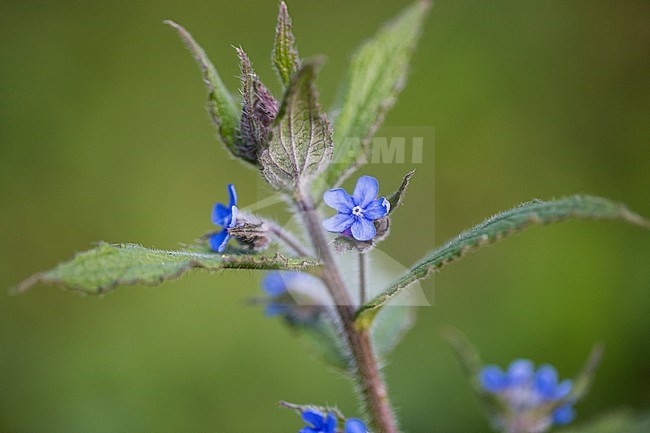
[[352, 206, 363, 217]]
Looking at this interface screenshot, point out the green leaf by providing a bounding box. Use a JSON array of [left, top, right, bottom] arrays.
[[13, 243, 320, 295], [234, 47, 278, 163], [358, 195, 650, 317], [557, 411, 650, 433], [323, 1, 431, 189], [273, 1, 301, 86], [259, 61, 333, 192], [371, 305, 415, 360], [386, 169, 415, 215], [165, 20, 240, 158], [286, 314, 352, 372]]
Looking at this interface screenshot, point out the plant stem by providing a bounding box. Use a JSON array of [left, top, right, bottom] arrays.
[[296, 190, 398, 433], [268, 223, 313, 258], [359, 251, 367, 305]]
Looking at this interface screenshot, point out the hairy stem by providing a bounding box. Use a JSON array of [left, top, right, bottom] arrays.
[[359, 251, 367, 305], [268, 223, 313, 258], [296, 189, 398, 433]]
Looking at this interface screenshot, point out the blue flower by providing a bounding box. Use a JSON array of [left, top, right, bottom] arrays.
[[322, 175, 390, 241], [209, 184, 239, 253], [344, 418, 368, 433], [479, 359, 576, 431], [261, 271, 326, 318], [299, 410, 337, 433], [297, 410, 367, 433]]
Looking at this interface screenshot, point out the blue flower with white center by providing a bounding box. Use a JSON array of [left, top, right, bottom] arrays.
[[322, 175, 390, 241], [479, 359, 576, 432], [209, 184, 239, 253], [299, 409, 337, 433]]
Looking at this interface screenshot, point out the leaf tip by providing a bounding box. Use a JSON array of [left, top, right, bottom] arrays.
[[10, 273, 43, 295]]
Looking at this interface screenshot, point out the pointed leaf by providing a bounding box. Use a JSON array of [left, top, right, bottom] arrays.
[[14, 243, 320, 295], [387, 169, 415, 215], [273, 1, 301, 86], [235, 48, 278, 162], [259, 61, 333, 192], [323, 1, 431, 189], [165, 21, 240, 157], [358, 195, 650, 317]]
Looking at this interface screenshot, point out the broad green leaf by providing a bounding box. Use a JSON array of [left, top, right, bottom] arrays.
[[273, 1, 301, 86], [165, 20, 240, 158], [14, 243, 320, 295], [323, 1, 431, 190], [558, 411, 650, 433], [259, 61, 333, 192], [358, 195, 650, 317]]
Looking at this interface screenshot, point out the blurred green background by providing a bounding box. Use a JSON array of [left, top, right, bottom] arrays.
[[1, 1, 649, 432]]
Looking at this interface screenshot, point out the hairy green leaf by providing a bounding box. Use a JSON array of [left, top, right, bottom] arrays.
[[387, 169, 415, 215], [259, 61, 333, 192], [323, 1, 431, 189], [235, 48, 278, 163], [287, 314, 352, 372], [358, 195, 650, 316], [165, 20, 240, 157], [273, 1, 301, 86], [14, 243, 320, 295], [558, 411, 650, 433]]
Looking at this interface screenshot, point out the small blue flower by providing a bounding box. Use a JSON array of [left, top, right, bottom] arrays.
[[299, 410, 337, 433], [209, 184, 239, 253], [478, 359, 576, 432], [322, 175, 390, 241]]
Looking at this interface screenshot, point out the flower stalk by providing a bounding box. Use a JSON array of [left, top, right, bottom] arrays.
[[296, 188, 398, 433]]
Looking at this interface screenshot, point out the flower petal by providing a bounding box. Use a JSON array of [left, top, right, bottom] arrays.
[[324, 188, 354, 213], [324, 412, 338, 433], [212, 203, 231, 227], [227, 183, 237, 207], [552, 405, 575, 425], [345, 418, 367, 433], [261, 272, 289, 297], [209, 230, 230, 253], [534, 364, 559, 399], [479, 365, 507, 393], [363, 197, 390, 220], [554, 379, 573, 400], [351, 218, 376, 241], [302, 410, 324, 428], [353, 175, 379, 208], [507, 359, 534, 385], [228, 205, 239, 228], [323, 213, 355, 233]]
